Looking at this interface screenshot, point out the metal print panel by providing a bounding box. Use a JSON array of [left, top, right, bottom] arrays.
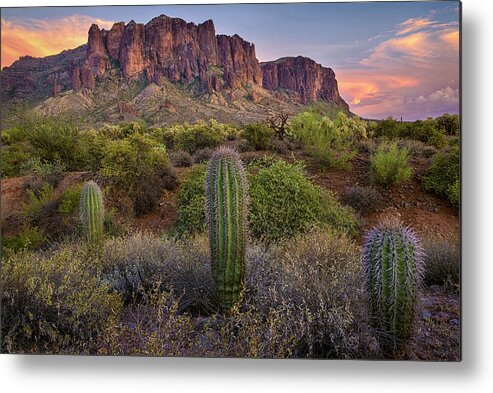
[[0, 1, 461, 360]]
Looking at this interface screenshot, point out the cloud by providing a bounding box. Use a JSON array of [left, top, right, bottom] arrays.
[[396, 17, 435, 35], [337, 12, 459, 120], [1, 15, 114, 68]]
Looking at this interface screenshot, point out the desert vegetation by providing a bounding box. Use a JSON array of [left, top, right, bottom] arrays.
[[1, 107, 460, 359]]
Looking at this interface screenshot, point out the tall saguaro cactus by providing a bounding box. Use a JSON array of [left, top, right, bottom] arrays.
[[205, 147, 249, 309], [80, 180, 104, 245], [362, 218, 425, 355]]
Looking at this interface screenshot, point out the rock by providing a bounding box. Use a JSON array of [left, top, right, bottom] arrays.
[[71, 65, 82, 90], [87, 24, 110, 77], [261, 56, 349, 109]]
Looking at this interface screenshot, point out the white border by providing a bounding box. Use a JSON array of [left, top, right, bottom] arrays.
[[1, 1, 492, 392]]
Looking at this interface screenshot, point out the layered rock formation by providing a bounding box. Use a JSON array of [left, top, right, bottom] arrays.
[[1, 14, 349, 113], [261, 56, 349, 110], [71, 15, 262, 93]]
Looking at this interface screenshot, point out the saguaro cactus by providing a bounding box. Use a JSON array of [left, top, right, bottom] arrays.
[[80, 180, 104, 245], [205, 147, 249, 309], [362, 218, 425, 354]]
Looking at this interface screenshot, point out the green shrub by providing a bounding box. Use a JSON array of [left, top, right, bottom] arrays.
[[422, 146, 460, 205], [192, 148, 212, 164], [423, 236, 460, 293], [1, 245, 122, 353], [1, 226, 45, 253], [58, 184, 83, 215], [171, 120, 227, 154], [435, 113, 460, 136], [1, 142, 34, 177], [175, 165, 207, 236], [373, 117, 403, 139], [248, 161, 358, 242], [370, 142, 412, 186], [290, 110, 357, 170], [100, 132, 175, 215], [175, 160, 358, 241], [242, 123, 272, 150], [20, 157, 66, 178], [22, 183, 55, 223]]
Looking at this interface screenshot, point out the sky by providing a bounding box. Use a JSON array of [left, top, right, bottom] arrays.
[[0, 2, 460, 120]]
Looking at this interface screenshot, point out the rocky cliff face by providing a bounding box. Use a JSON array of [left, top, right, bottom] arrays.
[[1, 14, 349, 114], [73, 15, 262, 93], [261, 56, 349, 110]]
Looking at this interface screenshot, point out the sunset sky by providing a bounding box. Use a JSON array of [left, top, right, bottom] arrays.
[[1, 2, 460, 120]]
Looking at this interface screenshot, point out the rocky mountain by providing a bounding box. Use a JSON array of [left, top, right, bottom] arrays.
[[1, 14, 349, 125]]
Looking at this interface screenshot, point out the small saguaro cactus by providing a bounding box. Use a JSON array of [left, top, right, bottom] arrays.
[[205, 146, 249, 309], [80, 180, 104, 245], [362, 218, 425, 355]]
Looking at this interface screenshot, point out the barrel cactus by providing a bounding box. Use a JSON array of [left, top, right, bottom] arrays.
[[205, 147, 249, 309], [362, 218, 425, 355], [80, 180, 104, 245]]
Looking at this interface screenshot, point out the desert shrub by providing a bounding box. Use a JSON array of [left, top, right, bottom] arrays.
[[1, 226, 45, 253], [373, 116, 403, 139], [242, 123, 272, 150], [290, 110, 356, 170], [102, 232, 214, 312], [423, 236, 460, 293], [17, 116, 90, 171], [357, 138, 378, 154], [20, 157, 66, 177], [58, 184, 83, 216], [22, 183, 55, 223], [422, 146, 460, 205], [170, 150, 193, 167], [1, 142, 33, 177], [248, 161, 359, 242], [435, 113, 460, 136], [370, 142, 412, 186], [192, 147, 212, 163], [175, 160, 358, 241], [99, 133, 176, 216], [396, 139, 437, 158], [172, 120, 227, 154], [95, 229, 376, 358], [1, 244, 122, 353], [175, 165, 207, 236], [344, 185, 381, 214], [427, 129, 448, 150]]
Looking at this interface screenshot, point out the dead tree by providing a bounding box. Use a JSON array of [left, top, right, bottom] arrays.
[[267, 112, 290, 140]]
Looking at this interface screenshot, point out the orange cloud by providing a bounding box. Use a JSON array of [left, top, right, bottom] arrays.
[[1, 15, 114, 68], [396, 17, 435, 35], [441, 30, 459, 49]]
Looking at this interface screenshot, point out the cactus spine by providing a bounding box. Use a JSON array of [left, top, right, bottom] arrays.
[[80, 180, 104, 245], [362, 218, 425, 354], [205, 147, 248, 309]]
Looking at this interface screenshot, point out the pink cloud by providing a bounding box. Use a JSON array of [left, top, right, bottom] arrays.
[[1, 15, 114, 68], [337, 16, 459, 120]]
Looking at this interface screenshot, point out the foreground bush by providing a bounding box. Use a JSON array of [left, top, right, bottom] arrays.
[[370, 142, 412, 186], [98, 229, 376, 358], [422, 146, 460, 205], [175, 160, 359, 241], [1, 245, 122, 353]]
